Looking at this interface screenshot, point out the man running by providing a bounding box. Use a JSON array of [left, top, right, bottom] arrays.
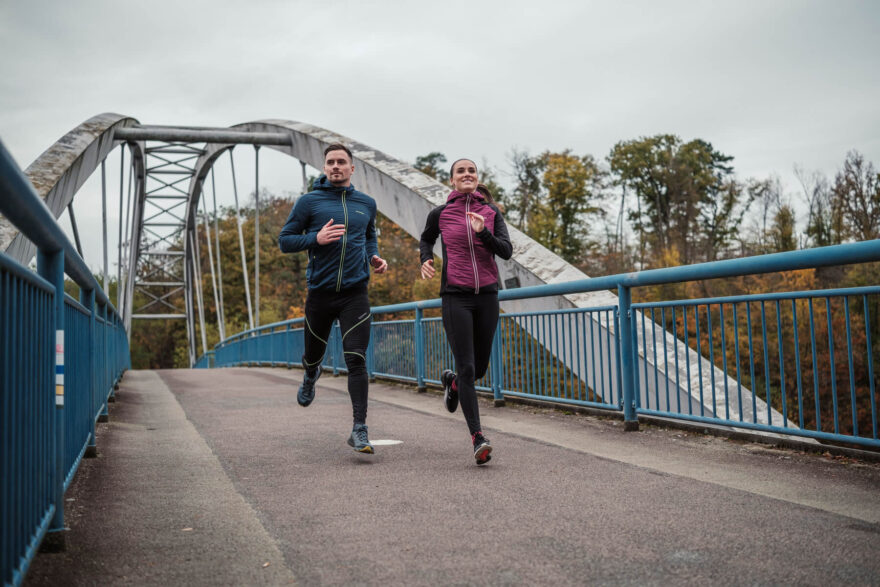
[[279, 143, 388, 454]]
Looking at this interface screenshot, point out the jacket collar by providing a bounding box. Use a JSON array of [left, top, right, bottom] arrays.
[[447, 190, 484, 204], [313, 174, 356, 194]]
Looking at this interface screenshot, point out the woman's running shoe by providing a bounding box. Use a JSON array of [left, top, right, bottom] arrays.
[[441, 369, 458, 413], [472, 431, 492, 465]]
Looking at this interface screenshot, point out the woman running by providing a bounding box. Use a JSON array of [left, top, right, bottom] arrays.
[[419, 159, 513, 465]]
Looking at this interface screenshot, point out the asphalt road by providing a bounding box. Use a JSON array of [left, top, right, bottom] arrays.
[[24, 367, 880, 586]]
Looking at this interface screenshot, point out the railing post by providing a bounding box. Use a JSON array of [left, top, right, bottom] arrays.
[[286, 324, 292, 369], [415, 307, 426, 393], [37, 248, 66, 548], [618, 284, 639, 431], [81, 288, 97, 458], [109, 307, 117, 400], [331, 323, 339, 376], [367, 321, 376, 382], [491, 324, 505, 407], [98, 305, 109, 422]]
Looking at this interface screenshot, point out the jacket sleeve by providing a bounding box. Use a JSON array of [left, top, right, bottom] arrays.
[[419, 207, 442, 264], [278, 196, 318, 253], [365, 201, 379, 260], [477, 206, 513, 260]]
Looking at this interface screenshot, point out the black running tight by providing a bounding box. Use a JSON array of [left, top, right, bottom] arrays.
[[302, 285, 372, 424], [441, 293, 499, 435]]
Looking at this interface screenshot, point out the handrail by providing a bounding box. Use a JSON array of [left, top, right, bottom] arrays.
[[366, 239, 880, 314], [211, 239, 880, 346], [1, 137, 130, 586]]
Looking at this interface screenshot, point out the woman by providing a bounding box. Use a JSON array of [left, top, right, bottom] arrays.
[[419, 159, 513, 465]]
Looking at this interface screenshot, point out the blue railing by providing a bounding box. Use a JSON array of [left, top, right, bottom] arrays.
[[1, 140, 130, 587], [632, 286, 879, 445], [206, 239, 880, 452]]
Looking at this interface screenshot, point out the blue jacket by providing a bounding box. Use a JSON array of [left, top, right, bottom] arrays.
[[278, 175, 380, 291]]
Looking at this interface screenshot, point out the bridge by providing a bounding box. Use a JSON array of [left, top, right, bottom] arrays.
[[2, 115, 880, 585]]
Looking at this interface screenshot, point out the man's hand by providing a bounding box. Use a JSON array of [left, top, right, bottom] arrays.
[[420, 259, 435, 279], [370, 255, 388, 274], [466, 211, 485, 233], [316, 219, 346, 245]]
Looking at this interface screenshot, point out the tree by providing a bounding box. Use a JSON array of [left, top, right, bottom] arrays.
[[368, 212, 422, 308], [797, 166, 844, 248], [768, 204, 797, 252], [476, 158, 507, 208], [699, 178, 751, 261], [532, 151, 605, 263], [608, 134, 747, 266], [414, 152, 449, 184], [743, 176, 784, 254], [506, 148, 546, 232], [831, 150, 880, 242]]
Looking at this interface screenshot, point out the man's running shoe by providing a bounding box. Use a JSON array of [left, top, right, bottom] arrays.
[[297, 368, 321, 407], [441, 369, 458, 413], [472, 431, 492, 465], [347, 423, 374, 454]]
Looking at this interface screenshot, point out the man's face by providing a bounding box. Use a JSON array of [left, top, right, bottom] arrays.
[[323, 149, 354, 187]]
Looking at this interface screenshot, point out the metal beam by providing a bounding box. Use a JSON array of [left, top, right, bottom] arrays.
[[1, 113, 140, 263], [114, 126, 291, 145], [0, 139, 113, 308], [138, 281, 185, 287], [67, 202, 84, 258], [132, 314, 186, 319]]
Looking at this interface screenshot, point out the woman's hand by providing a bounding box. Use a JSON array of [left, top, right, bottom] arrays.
[[466, 211, 484, 233], [420, 259, 435, 279]]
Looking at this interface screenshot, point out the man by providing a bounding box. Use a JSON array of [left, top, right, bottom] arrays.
[[279, 143, 388, 454]]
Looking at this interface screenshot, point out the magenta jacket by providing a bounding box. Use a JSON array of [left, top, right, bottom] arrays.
[[419, 190, 513, 295]]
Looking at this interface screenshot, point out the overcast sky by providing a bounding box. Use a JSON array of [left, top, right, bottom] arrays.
[[1, 0, 878, 272]]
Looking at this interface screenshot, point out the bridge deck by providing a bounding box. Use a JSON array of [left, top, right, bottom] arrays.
[[25, 368, 880, 585]]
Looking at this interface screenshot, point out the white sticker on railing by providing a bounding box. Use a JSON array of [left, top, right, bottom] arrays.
[[55, 330, 64, 406]]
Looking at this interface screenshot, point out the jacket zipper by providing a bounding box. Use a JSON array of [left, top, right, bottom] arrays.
[[465, 195, 480, 294], [336, 190, 348, 292]]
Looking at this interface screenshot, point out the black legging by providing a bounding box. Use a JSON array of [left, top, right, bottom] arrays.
[[441, 293, 499, 435], [302, 286, 372, 425]]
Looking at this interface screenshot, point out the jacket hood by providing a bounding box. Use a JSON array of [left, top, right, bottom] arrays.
[[313, 174, 357, 193], [446, 190, 485, 203]]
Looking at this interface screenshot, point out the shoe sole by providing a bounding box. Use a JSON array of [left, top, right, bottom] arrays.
[[474, 444, 492, 465], [297, 390, 314, 407], [444, 389, 459, 413], [442, 370, 458, 413]]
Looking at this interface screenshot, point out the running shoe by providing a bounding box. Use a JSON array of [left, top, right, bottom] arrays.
[[347, 423, 374, 454], [441, 369, 458, 413], [297, 368, 321, 407], [472, 431, 492, 465]]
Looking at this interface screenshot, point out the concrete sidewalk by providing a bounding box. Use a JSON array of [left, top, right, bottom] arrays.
[[25, 368, 880, 586]]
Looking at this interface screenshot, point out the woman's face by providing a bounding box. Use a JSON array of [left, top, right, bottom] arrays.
[[450, 159, 478, 193]]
